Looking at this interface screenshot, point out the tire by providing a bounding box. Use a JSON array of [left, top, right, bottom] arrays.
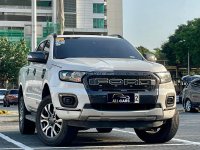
[[96, 128, 113, 133], [134, 110, 179, 143], [18, 96, 35, 134], [36, 96, 78, 146], [7, 101, 10, 107], [185, 99, 197, 112], [3, 101, 6, 107]]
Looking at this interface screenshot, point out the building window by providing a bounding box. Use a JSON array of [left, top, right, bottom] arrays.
[[65, 14, 76, 28], [64, 0, 76, 13], [93, 18, 104, 28], [93, 3, 104, 14], [37, 1, 52, 7], [0, 0, 52, 7]]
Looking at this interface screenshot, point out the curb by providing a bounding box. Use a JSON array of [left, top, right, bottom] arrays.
[[0, 110, 18, 116], [0, 110, 8, 115]]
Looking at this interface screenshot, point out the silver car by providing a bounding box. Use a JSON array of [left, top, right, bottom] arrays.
[[182, 78, 200, 112], [0, 89, 7, 104]]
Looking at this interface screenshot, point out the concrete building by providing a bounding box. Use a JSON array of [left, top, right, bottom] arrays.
[[0, 0, 123, 37]]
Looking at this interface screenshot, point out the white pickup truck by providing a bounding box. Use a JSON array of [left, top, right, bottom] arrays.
[[18, 34, 179, 146]]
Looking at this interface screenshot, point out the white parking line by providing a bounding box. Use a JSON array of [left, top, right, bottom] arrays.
[[0, 133, 33, 150], [113, 129, 200, 146], [33, 144, 190, 150], [0, 148, 22, 150]]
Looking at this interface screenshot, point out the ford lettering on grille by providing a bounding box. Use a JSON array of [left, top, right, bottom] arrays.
[[89, 78, 156, 86]]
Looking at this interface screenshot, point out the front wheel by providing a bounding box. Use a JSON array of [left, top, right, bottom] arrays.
[[134, 110, 179, 143], [36, 96, 78, 146], [185, 99, 197, 112], [6, 101, 10, 107], [3, 100, 6, 107]]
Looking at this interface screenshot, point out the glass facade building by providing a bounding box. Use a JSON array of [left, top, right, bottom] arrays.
[[0, 0, 122, 38]]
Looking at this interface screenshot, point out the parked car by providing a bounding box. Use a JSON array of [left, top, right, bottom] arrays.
[[3, 89, 19, 107], [0, 89, 7, 104], [182, 78, 200, 112], [182, 75, 200, 84], [18, 34, 178, 146], [176, 91, 183, 104]]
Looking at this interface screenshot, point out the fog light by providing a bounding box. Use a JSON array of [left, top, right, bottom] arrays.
[[62, 97, 75, 105], [59, 94, 78, 108], [166, 96, 175, 107]]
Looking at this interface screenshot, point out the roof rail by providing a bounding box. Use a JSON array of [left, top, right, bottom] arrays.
[[109, 34, 124, 39]]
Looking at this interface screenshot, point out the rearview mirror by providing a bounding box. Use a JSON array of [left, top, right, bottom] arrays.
[[27, 52, 48, 64], [144, 53, 157, 62]]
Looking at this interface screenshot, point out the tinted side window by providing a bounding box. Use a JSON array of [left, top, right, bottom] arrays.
[[44, 40, 50, 52], [37, 41, 46, 52], [196, 80, 200, 87], [9, 90, 18, 94], [191, 79, 200, 87]]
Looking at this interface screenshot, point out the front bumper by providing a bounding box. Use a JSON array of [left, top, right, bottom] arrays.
[[56, 106, 176, 128]]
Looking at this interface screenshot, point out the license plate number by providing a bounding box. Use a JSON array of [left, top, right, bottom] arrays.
[[108, 93, 139, 104]]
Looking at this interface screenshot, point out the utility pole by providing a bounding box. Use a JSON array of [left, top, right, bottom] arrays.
[[32, 0, 37, 51], [53, 0, 57, 24]]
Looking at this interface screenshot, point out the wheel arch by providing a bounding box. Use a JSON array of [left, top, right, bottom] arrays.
[[42, 83, 51, 100], [18, 84, 23, 99]]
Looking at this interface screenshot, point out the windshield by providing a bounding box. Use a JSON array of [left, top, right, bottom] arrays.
[[9, 90, 18, 94], [53, 37, 143, 60], [0, 90, 6, 95]]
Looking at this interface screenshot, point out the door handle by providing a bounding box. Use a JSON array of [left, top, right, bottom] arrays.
[[41, 69, 46, 79], [33, 68, 36, 76], [26, 68, 29, 75]]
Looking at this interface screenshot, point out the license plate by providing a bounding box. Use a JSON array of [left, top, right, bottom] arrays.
[[108, 93, 138, 104]]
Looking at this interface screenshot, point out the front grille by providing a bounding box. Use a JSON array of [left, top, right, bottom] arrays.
[[83, 71, 158, 92], [84, 104, 161, 111]]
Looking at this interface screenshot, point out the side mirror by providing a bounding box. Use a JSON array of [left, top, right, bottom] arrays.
[[144, 53, 157, 62], [27, 52, 48, 64]]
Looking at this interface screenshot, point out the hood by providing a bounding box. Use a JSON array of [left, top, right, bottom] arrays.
[[52, 58, 167, 72]]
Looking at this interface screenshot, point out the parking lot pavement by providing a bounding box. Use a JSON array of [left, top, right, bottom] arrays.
[[0, 104, 199, 150]]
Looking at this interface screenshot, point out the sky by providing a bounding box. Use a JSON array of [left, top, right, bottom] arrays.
[[123, 0, 200, 50]]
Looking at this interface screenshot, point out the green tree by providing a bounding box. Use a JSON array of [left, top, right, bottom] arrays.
[[154, 48, 166, 60], [0, 38, 29, 83], [162, 18, 200, 67], [137, 46, 152, 56]]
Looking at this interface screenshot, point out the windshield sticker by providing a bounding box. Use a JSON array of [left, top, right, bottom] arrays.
[[55, 38, 65, 46]]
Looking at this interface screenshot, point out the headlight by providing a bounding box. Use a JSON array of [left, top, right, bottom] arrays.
[[155, 72, 172, 84], [59, 71, 86, 83]]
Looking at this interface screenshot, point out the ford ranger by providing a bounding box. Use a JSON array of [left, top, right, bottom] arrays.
[[18, 34, 179, 146]]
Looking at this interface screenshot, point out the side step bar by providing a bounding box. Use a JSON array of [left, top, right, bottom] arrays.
[[25, 114, 36, 122]]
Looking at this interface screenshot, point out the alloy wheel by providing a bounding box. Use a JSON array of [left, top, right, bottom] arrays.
[[185, 100, 192, 112], [40, 103, 63, 138]]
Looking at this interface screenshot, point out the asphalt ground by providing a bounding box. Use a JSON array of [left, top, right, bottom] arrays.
[[0, 104, 200, 150]]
